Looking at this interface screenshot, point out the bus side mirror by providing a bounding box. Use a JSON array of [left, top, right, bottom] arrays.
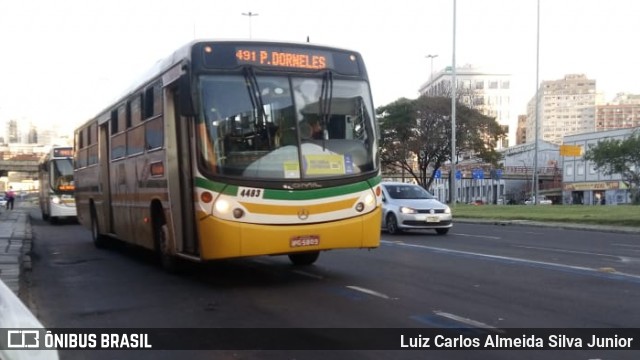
[[178, 73, 196, 117]]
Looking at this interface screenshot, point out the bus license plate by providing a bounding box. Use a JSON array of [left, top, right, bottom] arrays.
[[426, 216, 440, 223], [290, 235, 320, 248]]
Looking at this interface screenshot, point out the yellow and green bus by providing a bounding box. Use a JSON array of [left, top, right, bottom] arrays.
[[74, 40, 381, 269]]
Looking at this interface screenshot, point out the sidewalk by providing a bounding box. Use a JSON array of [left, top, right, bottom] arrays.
[[0, 200, 33, 296]]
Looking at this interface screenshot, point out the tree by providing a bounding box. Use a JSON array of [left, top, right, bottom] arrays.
[[377, 95, 505, 190], [583, 131, 640, 204]]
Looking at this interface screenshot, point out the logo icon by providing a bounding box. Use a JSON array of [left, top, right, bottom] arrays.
[[7, 330, 40, 348], [297, 208, 310, 220]]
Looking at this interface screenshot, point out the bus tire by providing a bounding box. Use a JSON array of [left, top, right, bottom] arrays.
[[154, 222, 180, 273], [91, 208, 108, 248], [288, 251, 319, 266]]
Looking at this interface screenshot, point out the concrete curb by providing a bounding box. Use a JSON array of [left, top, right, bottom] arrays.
[[456, 218, 640, 235]]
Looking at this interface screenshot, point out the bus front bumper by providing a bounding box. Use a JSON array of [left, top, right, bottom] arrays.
[[196, 207, 381, 260]]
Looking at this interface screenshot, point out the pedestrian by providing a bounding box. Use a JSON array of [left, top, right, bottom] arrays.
[[6, 186, 15, 210]]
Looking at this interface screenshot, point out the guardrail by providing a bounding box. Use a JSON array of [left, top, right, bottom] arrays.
[[0, 280, 59, 360]]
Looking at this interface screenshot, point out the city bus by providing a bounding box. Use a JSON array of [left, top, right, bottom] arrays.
[[73, 40, 381, 269], [38, 146, 77, 223]]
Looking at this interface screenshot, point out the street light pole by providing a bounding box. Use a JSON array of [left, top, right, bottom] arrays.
[[426, 54, 438, 80], [449, 0, 457, 205], [532, 0, 540, 204], [241, 11, 259, 39]]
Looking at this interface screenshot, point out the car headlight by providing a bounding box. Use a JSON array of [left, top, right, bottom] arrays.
[[444, 206, 451, 214], [51, 195, 61, 204], [400, 206, 416, 214]]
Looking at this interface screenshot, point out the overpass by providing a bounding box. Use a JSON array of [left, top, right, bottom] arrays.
[[0, 157, 40, 181], [0, 159, 39, 173]]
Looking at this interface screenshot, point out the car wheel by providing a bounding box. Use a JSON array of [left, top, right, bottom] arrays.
[[435, 228, 449, 235], [386, 214, 401, 235]]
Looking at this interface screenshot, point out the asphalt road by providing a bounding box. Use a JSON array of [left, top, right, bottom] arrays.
[[25, 208, 640, 360]]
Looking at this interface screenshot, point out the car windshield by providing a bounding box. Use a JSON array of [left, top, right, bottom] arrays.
[[385, 185, 435, 200]]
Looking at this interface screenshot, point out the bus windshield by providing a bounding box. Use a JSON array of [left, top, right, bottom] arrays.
[[50, 158, 74, 191], [197, 74, 377, 180]]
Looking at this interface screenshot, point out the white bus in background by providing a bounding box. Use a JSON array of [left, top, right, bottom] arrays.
[[38, 146, 77, 223]]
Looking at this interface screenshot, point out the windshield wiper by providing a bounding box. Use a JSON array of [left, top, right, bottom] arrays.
[[318, 71, 333, 150], [243, 67, 271, 149]]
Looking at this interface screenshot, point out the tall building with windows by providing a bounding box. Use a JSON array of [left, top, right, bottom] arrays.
[[595, 93, 640, 131], [418, 64, 514, 149], [515, 114, 527, 145], [526, 74, 596, 145], [6, 119, 19, 144]]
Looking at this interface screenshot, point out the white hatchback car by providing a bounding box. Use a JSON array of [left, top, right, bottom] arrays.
[[380, 182, 453, 235]]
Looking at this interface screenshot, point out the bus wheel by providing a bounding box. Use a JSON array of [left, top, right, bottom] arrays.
[[155, 223, 179, 273], [91, 210, 108, 248], [288, 251, 319, 266]]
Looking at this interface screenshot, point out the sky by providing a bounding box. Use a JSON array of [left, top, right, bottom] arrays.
[[1, 0, 639, 136]]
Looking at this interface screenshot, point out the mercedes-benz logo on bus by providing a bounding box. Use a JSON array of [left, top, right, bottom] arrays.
[[298, 209, 310, 220]]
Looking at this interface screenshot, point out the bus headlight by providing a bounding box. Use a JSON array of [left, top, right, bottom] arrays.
[[364, 193, 375, 206], [51, 196, 61, 204], [214, 199, 231, 214]]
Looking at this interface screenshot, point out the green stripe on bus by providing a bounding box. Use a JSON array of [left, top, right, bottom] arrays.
[[195, 175, 381, 200], [195, 177, 228, 193]]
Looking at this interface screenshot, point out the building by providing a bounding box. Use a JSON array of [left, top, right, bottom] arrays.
[[498, 141, 562, 203], [595, 93, 640, 131], [418, 64, 514, 149], [515, 114, 527, 145], [562, 127, 638, 205], [526, 74, 596, 145]]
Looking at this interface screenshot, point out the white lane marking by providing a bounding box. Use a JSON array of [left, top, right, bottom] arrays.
[[515, 245, 640, 263], [613, 243, 640, 251], [292, 270, 324, 280], [453, 233, 501, 240], [513, 245, 621, 258], [434, 311, 503, 333], [381, 240, 640, 281], [346, 285, 396, 300]]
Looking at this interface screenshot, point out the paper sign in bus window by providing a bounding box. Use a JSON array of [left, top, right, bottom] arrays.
[[303, 154, 345, 175], [283, 161, 300, 178]]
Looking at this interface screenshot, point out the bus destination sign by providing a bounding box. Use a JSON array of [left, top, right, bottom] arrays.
[[235, 47, 330, 70], [200, 43, 361, 75], [53, 147, 73, 158]]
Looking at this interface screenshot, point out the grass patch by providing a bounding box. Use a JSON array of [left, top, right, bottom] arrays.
[[451, 204, 640, 227]]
